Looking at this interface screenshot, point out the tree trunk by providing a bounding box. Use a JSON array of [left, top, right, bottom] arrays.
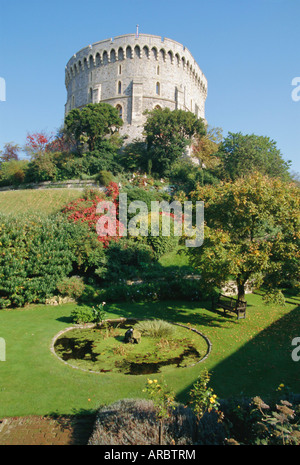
[[237, 281, 245, 301]]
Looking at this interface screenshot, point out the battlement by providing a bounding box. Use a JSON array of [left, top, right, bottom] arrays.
[[65, 33, 207, 142]]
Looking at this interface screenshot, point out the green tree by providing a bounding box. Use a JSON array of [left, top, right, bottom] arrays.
[[188, 173, 300, 300], [143, 108, 206, 176], [217, 132, 291, 181], [64, 103, 123, 152], [25, 151, 57, 182], [0, 159, 28, 186], [192, 126, 222, 169]]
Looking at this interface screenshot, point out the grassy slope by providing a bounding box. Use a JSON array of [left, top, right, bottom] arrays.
[[0, 189, 82, 215], [0, 292, 299, 418]]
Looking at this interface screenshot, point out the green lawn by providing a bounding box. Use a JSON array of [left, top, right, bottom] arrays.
[[0, 292, 299, 418], [0, 188, 82, 215], [158, 246, 190, 268]]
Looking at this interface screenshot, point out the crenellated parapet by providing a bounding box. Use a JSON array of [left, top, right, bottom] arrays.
[[65, 33, 207, 141]]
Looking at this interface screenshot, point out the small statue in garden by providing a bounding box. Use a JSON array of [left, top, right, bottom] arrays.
[[124, 328, 141, 344]]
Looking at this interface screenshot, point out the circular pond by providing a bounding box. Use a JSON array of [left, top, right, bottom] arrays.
[[52, 318, 211, 375]]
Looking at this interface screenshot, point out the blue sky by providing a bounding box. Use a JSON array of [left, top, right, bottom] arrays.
[[0, 0, 299, 173]]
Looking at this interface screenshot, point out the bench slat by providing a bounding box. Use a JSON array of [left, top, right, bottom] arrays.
[[212, 293, 247, 319]]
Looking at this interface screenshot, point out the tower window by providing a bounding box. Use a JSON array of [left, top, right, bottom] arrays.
[[118, 81, 122, 94], [156, 65, 160, 75], [119, 65, 122, 75], [156, 82, 160, 95], [89, 88, 93, 103], [116, 104, 123, 120]]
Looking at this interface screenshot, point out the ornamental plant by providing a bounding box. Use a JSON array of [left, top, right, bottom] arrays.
[[189, 369, 221, 422], [135, 319, 175, 339], [92, 301, 107, 324], [143, 378, 175, 445], [62, 182, 124, 247], [25, 131, 51, 155], [70, 306, 96, 324], [56, 276, 85, 300], [249, 396, 300, 445]]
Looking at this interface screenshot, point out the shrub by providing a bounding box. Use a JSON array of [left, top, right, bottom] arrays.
[[189, 369, 221, 421], [97, 239, 154, 282], [70, 306, 95, 324], [0, 213, 105, 308], [97, 282, 158, 303], [0, 160, 29, 186], [57, 276, 85, 299], [143, 378, 175, 444], [88, 398, 226, 445], [95, 170, 114, 186], [91, 302, 106, 323], [88, 399, 196, 445], [262, 289, 286, 306], [25, 151, 57, 182], [125, 187, 169, 211], [146, 234, 178, 261], [96, 278, 204, 303], [195, 410, 227, 445], [135, 320, 176, 339], [221, 391, 300, 445], [249, 397, 300, 445], [118, 140, 148, 172], [0, 214, 74, 308], [61, 181, 123, 248]]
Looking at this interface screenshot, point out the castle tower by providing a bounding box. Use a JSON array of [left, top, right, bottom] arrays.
[[65, 33, 207, 142]]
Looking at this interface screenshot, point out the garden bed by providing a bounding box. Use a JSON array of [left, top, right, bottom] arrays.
[[51, 318, 211, 375]]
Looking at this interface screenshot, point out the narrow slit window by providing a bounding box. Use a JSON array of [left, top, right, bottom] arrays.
[[116, 104, 123, 120], [156, 82, 160, 95]]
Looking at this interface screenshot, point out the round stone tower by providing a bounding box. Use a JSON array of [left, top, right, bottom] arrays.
[[65, 33, 207, 142]]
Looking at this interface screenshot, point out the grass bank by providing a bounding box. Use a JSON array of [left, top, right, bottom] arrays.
[[0, 188, 82, 215]]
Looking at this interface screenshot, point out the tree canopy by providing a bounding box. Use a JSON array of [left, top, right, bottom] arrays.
[[64, 103, 123, 152], [217, 132, 291, 181], [188, 172, 300, 301], [143, 108, 206, 176], [192, 126, 222, 169], [0, 142, 20, 163]]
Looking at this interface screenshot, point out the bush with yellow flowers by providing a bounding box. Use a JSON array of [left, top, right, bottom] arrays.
[[143, 378, 175, 444], [188, 369, 221, 421]]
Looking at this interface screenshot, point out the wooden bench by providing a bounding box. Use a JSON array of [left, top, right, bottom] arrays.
[[212, 293, 247, 319]]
